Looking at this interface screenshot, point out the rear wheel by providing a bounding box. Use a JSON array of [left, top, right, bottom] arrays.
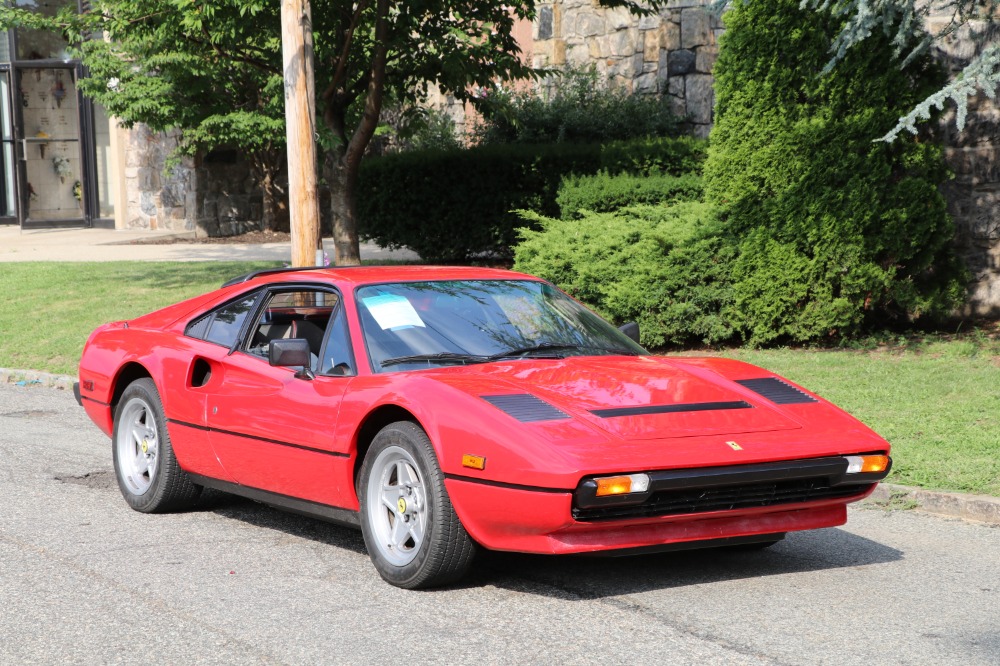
[[357, 421, 476, 589], [112, 378, 200, 513]]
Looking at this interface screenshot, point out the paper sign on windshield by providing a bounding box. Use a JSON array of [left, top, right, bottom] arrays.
[[362, 293, 425, 330]]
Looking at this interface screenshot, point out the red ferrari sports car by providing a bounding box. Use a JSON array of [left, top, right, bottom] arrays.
[[76, 265, 891, 588]]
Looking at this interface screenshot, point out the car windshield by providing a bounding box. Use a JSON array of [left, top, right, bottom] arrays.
[[356, 280, 646, 372]]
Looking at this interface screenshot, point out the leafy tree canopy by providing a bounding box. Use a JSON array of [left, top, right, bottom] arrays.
[[1, 0, 668, 261]]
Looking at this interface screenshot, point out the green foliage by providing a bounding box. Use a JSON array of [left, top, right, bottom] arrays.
[[66, 1, 284, 159], [473, 67, 684, 145], [358, 137, 707, 261], [370, 105, 464, 155], [704, 0, 966, 344], [513, 203, 737, 346], [794, 0, 1000, 139], [557, 171, 703, 218]]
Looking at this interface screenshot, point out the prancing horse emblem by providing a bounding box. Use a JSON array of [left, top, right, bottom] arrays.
[[726, 441, 743, 451]]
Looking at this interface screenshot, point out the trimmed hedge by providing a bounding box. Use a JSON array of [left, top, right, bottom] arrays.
[[513, 203, 737, 347], [557, 171, 704, 219], [357, 137, 707, 262]]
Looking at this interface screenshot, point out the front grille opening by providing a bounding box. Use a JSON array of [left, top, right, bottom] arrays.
[[573, 478, 872, 522]]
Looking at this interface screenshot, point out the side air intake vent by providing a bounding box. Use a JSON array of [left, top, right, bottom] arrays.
[[481, 394, 570, 422], [735, 377, 818, 405]]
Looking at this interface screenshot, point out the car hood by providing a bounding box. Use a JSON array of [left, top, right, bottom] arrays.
[[430, 355, 804, 441]]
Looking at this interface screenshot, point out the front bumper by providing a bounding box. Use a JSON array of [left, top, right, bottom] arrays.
[[573, 455, 890, 521], [445, 457, 887, 555]]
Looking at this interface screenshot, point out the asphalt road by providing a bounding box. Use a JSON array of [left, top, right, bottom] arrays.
[[1, 382, 997, 665]]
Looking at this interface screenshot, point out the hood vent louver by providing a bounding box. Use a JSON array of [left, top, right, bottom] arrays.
[[735, 378, 818, 405], [481, 394, 570, 422]]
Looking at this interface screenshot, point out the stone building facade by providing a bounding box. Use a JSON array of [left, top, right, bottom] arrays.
[[118, 124, 263, 237], [530, 0, 721, 137]]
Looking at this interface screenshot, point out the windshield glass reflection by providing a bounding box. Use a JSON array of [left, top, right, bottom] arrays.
[[356, 280, 646, 372]]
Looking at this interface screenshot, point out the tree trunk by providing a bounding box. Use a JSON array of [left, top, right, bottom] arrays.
[[260, 165, 279, 233], [330, 159, 361, 265], [248, 154, 286, 233]]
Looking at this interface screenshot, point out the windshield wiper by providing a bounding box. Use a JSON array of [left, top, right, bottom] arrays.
[[381, 344, 641, 368], [380, 352, 489, 368], [489, 343, 640, 360]]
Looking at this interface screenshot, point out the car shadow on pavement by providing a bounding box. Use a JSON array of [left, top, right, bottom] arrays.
[[197, 489, 368, 556], [472, 527, 903, 599]]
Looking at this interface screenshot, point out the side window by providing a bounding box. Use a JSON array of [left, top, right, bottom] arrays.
[[185, 314, 210, 339], [320, 305, 355, 376], [184, 293, 259, 348], [244, 289, 339, 370]]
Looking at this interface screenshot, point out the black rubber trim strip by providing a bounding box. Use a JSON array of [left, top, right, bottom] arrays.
[[167, 419, 350, 458], [581, 533, 786, 557], [188, 474, 360, 528], [590, 400, 753, 418], [445, 472, 572, 494], [81, 395, 109, 407], [221, 265, 351, 288]]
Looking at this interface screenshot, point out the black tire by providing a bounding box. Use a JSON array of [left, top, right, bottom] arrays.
[[357, 421, 476, 589], [111, 378, 201, 513]]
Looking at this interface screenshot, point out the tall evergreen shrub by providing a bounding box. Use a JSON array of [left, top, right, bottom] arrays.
[[705, 0, 966, 343]]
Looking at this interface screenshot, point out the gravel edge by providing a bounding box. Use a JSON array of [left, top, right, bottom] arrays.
[[3, 366, 997, 526]]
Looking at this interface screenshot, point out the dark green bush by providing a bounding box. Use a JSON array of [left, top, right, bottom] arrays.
[[473, 68, 684, 145], [513, 203, 737, 347], [357, 137, 707, 261], [704, 0, 966, 344], [557, 171, 704, 218]]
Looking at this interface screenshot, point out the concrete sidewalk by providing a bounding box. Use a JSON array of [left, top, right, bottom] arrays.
[[0, 225, 419, 263]]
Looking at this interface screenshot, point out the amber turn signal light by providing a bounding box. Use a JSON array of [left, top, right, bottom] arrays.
[[594, 473, 650, 497], [845, 455, 889, 474], [462, 454, 486, 470]]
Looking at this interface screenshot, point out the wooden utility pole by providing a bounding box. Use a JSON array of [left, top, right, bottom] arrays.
[[281, 0, 321, 267]]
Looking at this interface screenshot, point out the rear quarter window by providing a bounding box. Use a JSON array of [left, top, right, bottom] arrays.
[[185, 293, 259, 348]]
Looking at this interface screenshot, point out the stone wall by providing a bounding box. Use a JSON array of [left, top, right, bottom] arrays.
[[531, 0, 721, 137], [928, 19, 1000, 317], [120, 124, 262, 237]]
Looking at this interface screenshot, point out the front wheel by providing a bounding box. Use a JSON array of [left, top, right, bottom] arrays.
[[357, 421, 476, 589], [112, 378, 200, 513]]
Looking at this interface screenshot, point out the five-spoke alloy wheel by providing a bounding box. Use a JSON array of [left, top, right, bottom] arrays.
[[112, 378, 200, 513], [358, 421, 476, 589]]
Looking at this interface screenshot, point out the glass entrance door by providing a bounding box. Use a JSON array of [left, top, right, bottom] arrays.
[[17, 66, 85, 228], [0, 71, 17, 222]]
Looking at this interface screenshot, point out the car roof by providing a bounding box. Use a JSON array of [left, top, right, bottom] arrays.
[[228, 265, 539, 289]]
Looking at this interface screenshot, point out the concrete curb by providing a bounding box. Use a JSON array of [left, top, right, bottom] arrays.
[[865, 482, 1000, 526], [1, 367, 76, 391], [2, 366, 998, 526]]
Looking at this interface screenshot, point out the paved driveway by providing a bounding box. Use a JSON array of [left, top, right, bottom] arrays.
[[1, 382, 997, 665]]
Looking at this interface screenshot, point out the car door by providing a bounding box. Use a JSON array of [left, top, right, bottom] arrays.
[[204, 286, 356, 507]]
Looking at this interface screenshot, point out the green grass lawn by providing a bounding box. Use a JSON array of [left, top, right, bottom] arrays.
[[0, 261, 279, 375], [2, 261, 998, 496]]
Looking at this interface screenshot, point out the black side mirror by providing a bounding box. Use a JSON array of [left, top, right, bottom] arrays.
[[618, 321, 640, 344], [269, 338, 314, 379]]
